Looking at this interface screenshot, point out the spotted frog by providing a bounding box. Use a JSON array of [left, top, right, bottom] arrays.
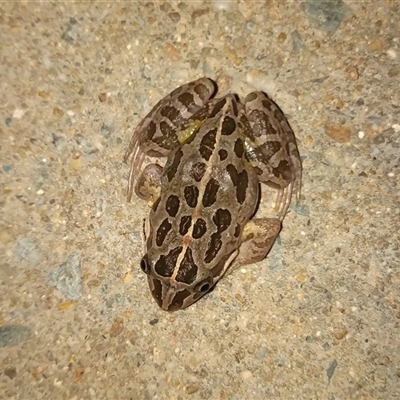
[[124, 77, 301, 311]]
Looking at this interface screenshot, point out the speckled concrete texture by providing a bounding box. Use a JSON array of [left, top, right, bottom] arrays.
[[1, 1, 399, 399]]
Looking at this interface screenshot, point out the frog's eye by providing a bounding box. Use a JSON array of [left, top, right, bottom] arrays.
[[140, 255, 150, 274], [195, 278, 213, 294]]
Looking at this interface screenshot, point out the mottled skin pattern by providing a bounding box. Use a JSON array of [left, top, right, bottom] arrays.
[[124, 78, 217, 202], [125, 78, 302, 311]]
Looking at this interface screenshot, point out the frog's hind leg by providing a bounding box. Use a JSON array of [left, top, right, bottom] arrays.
[[124, 77, 216, 202], [242, 91, 302, 220], [230, 218, 282, 272]]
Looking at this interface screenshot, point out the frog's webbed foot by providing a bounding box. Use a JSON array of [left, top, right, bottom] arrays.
[[274, 181, 293, 221]]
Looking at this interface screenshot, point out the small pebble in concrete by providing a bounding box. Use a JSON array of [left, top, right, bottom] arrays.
[[326, 359, 338, 382], [15, 238, 41, 264], [47, 253, 82, 300], [0, 325, 32, 348]]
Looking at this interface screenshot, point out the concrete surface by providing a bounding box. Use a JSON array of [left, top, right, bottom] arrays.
[[0, 1, 399, 399]]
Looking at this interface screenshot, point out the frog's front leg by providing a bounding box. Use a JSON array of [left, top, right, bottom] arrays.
[[230, 218, 281, 271], [124, 77, 216, 201], [135, 164, 162, 205], [241, 92, 302, 220]]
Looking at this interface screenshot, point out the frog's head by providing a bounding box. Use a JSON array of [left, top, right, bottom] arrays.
[[139, 249, 238, 311]]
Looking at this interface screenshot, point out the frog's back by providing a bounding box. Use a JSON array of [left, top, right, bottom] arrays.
[[147, 95, 260, 274]]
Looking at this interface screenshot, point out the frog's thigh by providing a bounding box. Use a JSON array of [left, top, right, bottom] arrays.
[[230, 218, 282, 271], [243, 92, 296, 219], [135, 163, 162, 204]]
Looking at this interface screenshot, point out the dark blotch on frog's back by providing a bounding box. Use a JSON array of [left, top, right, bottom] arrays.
[[184, 185, 199, 208], [202, 178, 220, 207], [165, 194, 180, 217], [165, 148, 183, 182], [179, 215, 192, 236], [192, 218, 207, 239], [199, 128, 217, 161], [226, 164, 249, 204], [156, 218, 172, 247], [176, 248, 198, 284], [154, 246, 182, 277]]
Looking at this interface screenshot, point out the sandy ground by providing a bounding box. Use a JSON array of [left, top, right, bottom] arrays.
[[1, 1, 399, 399]]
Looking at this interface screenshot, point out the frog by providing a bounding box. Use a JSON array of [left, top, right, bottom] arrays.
[[124, 77, 301, 311]]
